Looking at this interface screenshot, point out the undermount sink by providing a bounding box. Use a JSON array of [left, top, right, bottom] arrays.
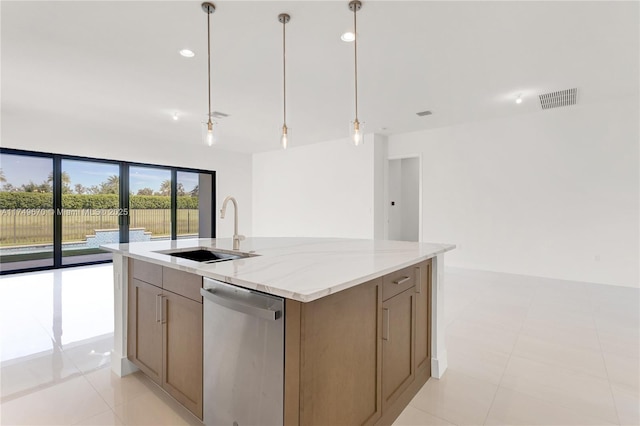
[[157, 248, 255, 264]]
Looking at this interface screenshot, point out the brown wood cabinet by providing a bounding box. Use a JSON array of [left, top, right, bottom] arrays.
[[128, 278, 163, 384], [382, 287, 415, 411], [284, 258, 433, 426], [290, 278, 382, 426], [415, 262, 432, 376], [127, 257, 432, 426], [127, 259, 203, 420]]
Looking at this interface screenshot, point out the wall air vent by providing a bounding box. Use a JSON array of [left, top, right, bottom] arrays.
[[210, 111, 229, 118], [539, 88, 577, 110], [416, 110, 432, 117]]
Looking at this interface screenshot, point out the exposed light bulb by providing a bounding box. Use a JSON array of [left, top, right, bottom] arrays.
[[352, 120, 362, 146], [516, 94, 523, 104], [281, 125, 289, 149], [204, 120, 215, 146], [341, 32, 355, 42]]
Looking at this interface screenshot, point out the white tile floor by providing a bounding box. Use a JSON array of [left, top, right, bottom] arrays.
[[0, 264, 638, 425]]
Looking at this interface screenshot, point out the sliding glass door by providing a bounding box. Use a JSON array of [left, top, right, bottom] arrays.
[[61, 159, 121, 265], [177, 171, 199, 239], [129, 166, 172, 242]]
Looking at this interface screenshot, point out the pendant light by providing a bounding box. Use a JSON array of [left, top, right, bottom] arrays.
[[202, 2, 216, 146], [278, 13, 291, 149], [349, 0, 363, 146]]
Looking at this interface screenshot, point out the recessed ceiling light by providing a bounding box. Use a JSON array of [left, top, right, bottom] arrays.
[[179, 49, 195, 58], [516, 94, 523, 104], [341, 32, 355, 42], [172, 112, 179, 121]]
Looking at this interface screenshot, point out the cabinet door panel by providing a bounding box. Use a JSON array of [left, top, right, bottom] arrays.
[[299, 278, 382, 426], [129, 278, 163, 384], [162, 290, 203, 419], [382, 288, 415, 410], [415, 261, 432, 374]]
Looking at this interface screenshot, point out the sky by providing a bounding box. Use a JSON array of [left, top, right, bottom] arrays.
[[1, 154, 199, 193]]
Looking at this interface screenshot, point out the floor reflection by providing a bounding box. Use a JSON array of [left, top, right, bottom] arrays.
[[0, 264, 114, 403]]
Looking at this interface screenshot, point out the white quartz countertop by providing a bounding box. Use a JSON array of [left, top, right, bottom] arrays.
[[102, 237, 455, 302]]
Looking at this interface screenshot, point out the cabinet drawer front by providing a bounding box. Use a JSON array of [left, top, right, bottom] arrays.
[[382, 266, 416, 301], [130, 259, 162, 287], [162, 267, 202, 303]]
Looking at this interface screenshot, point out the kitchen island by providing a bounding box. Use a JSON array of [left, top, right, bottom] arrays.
[[103, 237, 455, 425]]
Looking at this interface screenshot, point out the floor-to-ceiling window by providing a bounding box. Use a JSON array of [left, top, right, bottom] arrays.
[[0, 148, 215, 274], [0, 153, 55, 272]]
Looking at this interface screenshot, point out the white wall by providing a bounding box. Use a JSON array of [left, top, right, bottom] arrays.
[[1, 136, 253, 239], [252, 135, 382, 238], [389, 99, 639, 288], [373, 134, 388, 240]]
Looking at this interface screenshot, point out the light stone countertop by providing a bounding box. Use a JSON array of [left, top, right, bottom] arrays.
[[102, 237, 455, 302]]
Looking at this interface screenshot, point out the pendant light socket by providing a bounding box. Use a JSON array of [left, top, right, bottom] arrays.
[[278, 13, 290, 24], [201, 2, 215, 14]]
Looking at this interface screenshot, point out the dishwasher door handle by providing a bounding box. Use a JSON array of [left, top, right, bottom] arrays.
[[200, 288, 281, 321]]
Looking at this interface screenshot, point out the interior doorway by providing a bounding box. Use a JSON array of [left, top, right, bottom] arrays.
[[387, 157, 421, 242]]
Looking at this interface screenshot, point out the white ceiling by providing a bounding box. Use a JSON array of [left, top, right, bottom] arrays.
[[2, 1, 638, 154]]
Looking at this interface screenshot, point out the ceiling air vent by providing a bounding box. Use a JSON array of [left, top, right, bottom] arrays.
[[539, 88, 577, 110], [416, 110, 432, 117]]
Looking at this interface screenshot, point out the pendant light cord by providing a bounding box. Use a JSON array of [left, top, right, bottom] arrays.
[[207, 9, 212, 123], [353, 5, 358, 121], [283, 20, 287, 126]]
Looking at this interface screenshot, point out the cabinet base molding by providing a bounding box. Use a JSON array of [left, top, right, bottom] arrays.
[[431, 350, 448, 379]]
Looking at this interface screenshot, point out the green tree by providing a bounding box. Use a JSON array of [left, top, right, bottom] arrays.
[[137, 187, 154, 196], [0, 169, 11, 192], [22, 180, 48, 192], [47, 171, 72, 193], [157, 180, 171, 196], [190, 185, 199, 197], [74, 183, 86, 194], [99, 175, 119, 194]]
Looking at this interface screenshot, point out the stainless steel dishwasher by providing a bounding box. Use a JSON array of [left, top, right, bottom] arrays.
[[201, 278, 284, 426]]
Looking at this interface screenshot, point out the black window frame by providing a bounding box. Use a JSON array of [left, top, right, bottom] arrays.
[[0, 147, 216, 275]]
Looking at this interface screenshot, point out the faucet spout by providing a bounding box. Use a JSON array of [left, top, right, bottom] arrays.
[[220, 196, 243, 250]]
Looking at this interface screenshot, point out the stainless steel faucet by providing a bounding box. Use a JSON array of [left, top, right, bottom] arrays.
[[220, 196, 244, 250]]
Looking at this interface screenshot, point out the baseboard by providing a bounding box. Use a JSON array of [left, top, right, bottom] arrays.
[[431, 351, 448, 379], [111, 351, 138, 377]]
